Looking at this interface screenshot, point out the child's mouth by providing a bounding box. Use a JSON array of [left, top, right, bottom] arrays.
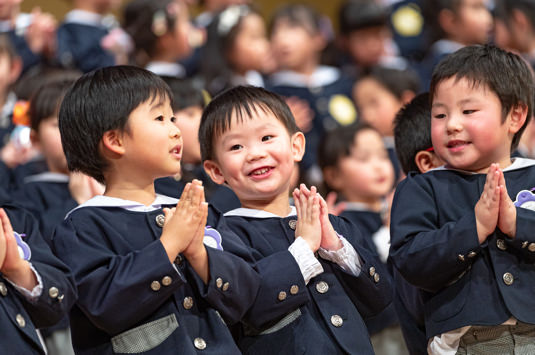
[[249, 166, 273, 177], [447, 140, 469, 151]]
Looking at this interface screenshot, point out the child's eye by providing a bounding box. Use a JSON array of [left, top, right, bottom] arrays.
[[463, 110, 476, 115], [433, 113, 446, 119], [170, 116, 177, 123], [155, 115, 164, 121], [230, 144, 242, 151], [262, 135, 273, 142]]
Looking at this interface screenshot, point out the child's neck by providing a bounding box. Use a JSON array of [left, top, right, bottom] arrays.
[[240, 191, 292, 217], [103, 176, 157, 207], [289, 57, 320, 78]]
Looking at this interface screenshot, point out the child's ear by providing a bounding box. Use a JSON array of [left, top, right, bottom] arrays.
[[323, 166, 343, 190], [415, 151, 443, 173], [101, 129, 125, 157], [508, 102, 528, 134], [291, 131, 306, 162], [401, 90, 416, 105], [29, 129, 40, 149], [203, 160, 225, 185], [438, 9, 457, 36], [9, 57, 22, 85]]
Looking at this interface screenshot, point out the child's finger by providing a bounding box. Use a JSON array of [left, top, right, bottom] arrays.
[[0, 209, 14, 239]]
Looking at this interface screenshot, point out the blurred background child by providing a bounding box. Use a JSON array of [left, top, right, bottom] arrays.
[[56, 0, 130, 73], [123, 0, 194, 79], [352, 65, 420, 182], [319, 122, 406, 355], [268, 3, 357, 186], [201, 4, 274, 96], [155, 77, 240, 212]]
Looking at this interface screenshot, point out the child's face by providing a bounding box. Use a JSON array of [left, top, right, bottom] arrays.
[[332, 129, 394, 202], [170, 1, 193, 60], [227, 13, 274, 75], [0, 0, 20, 20], [175, 105, 202, 164], [353, 77, 403, 137], [270, 20, 324, 72], [346, 26, 388, 68], [33, 116, 68, 174], [205, 108, 304, 205], [121, 96, 183, 179], [452, 0, 492, 45], [431, 77, 518, 173]]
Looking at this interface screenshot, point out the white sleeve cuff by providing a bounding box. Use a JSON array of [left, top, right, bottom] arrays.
[[288, 237, 324, 284], [6, 263, 43, 302], [318, 235, 362, 276]]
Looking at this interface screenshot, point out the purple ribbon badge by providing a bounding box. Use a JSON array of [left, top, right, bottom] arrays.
[[203, 226, 223, 251], [514, 189, 535, 211], [14, 232, 31, 261]]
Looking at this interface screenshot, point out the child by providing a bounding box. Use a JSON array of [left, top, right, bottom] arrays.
[[337, 0, 406, 78], [123, 0, 193, 79], [268, 4, 357, 186], [200, 85, 392, 354], [392, 92, 445, 355], [0, 190, 77, 354], [57, 0, 130, 73], [201, 4, 274, 96], [352, 66, 420, 182], [390, 44, 535, 354], [418, 0, 492, 88], [51, 65, 259, 354], [318, 122, 406, 355], [155, 77, 240, 212]]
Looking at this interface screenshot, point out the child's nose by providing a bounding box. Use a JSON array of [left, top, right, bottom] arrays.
[[170, 123, 181, 138], [247, 144, 267, 161], [446, 114, 463, 133]]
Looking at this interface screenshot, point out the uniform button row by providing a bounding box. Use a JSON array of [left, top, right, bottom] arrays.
[[521, 241, 535, 252], [278, 284, 300, 301], [368, 267, 380, 283], [151, 276, 173, 291], [215, 277, 230, 291], [0, 282, 7, 296]]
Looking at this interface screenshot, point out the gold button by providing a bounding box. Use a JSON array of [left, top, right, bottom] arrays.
[[155, 214, 165, 228], [290, 285, 299, 295], [194, 337, 207, 350], [16, 314, 25, 327], [175, 254, 183, 265], [0, 282, 7, 296], [503, 272, 514, 286], [330, 315, 343, 327], [315, 281, 329, 294], [468, 251, 477, 258], [215, 278, 223, 289], [162, 276, 172, 286], [278, 291, 287, 301], [150, 281, 161, 291], [183, 296, 194, 310], [457, 254, 465, 261], [49, 287, 59, 298], [288, 219, 297, 230], [522, 241, 529, 249], [529, 243, 535, 252], [369, 267, 376, 277], [373, 273, 380, 283], [57, 294, 64, 302], [497, 239, 507, 251], [222, 282, 230, 292]]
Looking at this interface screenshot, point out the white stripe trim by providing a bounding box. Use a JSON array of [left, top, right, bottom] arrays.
[[224, 206, 296, 218], [429, 158, 535, 174], [23, 172, 69, 184]]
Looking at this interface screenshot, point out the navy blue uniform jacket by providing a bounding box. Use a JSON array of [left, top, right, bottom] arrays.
[[390, 159, 535, 339], [52, 196, 260, 354], [225, 208, 393, 355], [1, 197, 77, 354]]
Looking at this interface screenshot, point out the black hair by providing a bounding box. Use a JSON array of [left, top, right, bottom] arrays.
[[59, 65, 173, 184], [422, 0, 463, 43], [201, 5, 258, 96], [162, 77, 208, 111], [199, 85, 298, 162], [123, 0, 178, 66], [318, 122, 377, 192], [359, 66, 421, 100], [494, 0, 535, 29], [29, 71, 81, 131], [269, 3, 323, 36], [393, 92, 431, 174], [338, 0, 389, 34], [429, 44, 534, 152]]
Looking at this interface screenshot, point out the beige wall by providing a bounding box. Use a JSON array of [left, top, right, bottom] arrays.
[[21, 0, 345, 30]]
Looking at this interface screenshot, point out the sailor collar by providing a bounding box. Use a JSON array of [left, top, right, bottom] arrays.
[[431, 158, 535, 175], [225, 206, 297, 218]]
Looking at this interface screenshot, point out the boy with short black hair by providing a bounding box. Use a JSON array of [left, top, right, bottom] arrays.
[[390, 44, 535, 354], [52, 66, 259, 354], [200, 85, 392, 354]]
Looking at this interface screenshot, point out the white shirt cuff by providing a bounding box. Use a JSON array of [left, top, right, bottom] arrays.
[[5, 263, 43, 302], [318, 235, 362, 276], [288, 237, 324, 284]]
